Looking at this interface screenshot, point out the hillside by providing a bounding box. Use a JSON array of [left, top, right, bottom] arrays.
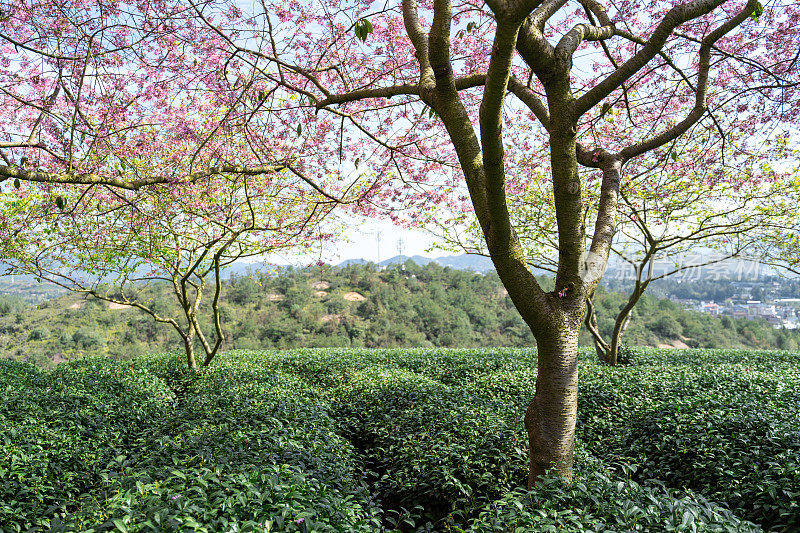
[[1, 260, 798, 366]]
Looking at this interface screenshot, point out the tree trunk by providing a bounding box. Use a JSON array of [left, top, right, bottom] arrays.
[[603, 343, 617, 366], [181, 322, 198, 370], [591, 332, 608, 364], [183, 335, 197, 370], [584, 296, 612, 364], [605, 292, 638, 365], [586, 286, 641, 366], [524, 320, 581, 486], [605, 317, 626, 365]]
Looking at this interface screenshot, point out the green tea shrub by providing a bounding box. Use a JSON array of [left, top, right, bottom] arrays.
[[622, 395, 800, 530], [114, 352, 381, 530], [0, 354, 380, 532], [331, 367, 528, 523], [4, 347, 799, 532], [622, 348, 800, 367], [61, 462, 380, 532], [614, 344, 641, 365], [384, 347, 536, 386], [162, 356, 362, 490], [0, 358, 173, 531], [465, 451, 760, 532], [577, 355, 800, 531]]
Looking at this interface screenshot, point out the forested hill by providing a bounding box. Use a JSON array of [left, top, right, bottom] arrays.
[[1, 261, 798, 366]]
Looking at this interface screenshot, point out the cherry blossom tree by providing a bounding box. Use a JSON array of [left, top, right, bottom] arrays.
[[0, 1, 359, 192], [0, 0, 368, 368], [207, 0, 798, 483]]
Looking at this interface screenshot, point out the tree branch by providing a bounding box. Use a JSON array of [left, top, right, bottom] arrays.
[[619, 0, 758, 161], [0, 163, 290, 190], [574, 0, 731, 118]]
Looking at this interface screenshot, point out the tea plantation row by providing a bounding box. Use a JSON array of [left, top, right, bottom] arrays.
[[1, 347, 798, 532]]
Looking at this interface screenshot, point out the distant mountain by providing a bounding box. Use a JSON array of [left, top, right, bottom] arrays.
[[379, 254, 433, 267], [369, 253, 495, 273], [230, 253, 496, 274], [424, 254, 495, 273], [336, 258, 371, 267], [222, 262, 287, 278], [2, 252, 788, 303]]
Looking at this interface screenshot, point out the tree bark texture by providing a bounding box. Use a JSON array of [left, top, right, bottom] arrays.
[[524, 319, 581, 485]]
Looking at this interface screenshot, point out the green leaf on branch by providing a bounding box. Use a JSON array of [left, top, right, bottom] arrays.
[[296, 123, 302, 137], [750, 1, 763, 21], [354, 18, 373, 42]]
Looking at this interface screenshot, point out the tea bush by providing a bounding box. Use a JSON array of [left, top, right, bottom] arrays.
[[466, 455, 760, 532], [0, 354, 381, 532], [0, 358, 172, 531], [576, 357, 800, 531], [331, 367, 527, 523], [2, 347, 798, 532]]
